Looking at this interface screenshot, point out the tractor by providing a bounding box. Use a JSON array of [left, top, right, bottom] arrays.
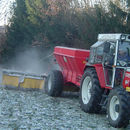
[[45, 34, 130, 128]]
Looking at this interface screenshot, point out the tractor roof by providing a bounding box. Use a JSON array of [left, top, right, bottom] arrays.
[[98, 34, 130, 41], [91, 41, 104, 48], [91, 34, 130, 48]]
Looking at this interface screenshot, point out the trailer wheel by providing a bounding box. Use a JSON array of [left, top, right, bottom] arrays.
[[45, 70, 63, 97], [80, 68, 103, 113], [107, 88, 129, 128]]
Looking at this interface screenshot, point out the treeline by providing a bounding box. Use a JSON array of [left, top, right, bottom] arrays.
[[1, 0, 130, 61]]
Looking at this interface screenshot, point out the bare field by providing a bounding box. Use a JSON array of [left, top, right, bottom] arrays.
[[0, 87, 129, 130]]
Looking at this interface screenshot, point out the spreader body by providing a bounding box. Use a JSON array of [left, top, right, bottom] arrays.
[[54, 46, 90, 86]]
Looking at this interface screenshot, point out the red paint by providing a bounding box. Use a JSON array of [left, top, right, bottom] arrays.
[[94, 64, 111, 89], [54, 46, 90, 86], [123, 71, 130, 89]]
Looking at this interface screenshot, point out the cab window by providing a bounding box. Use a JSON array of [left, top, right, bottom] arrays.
[[89, 48, 96, 63], [95, 45, 104, 63]]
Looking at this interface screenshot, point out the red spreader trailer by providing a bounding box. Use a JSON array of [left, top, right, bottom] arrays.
[[54, 46, 90, 86]]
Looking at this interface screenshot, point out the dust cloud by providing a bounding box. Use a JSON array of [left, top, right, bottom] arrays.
[[3, 47, 57, 75]]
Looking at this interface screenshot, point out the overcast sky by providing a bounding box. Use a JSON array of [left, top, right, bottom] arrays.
[[0, 0, 15, 26]]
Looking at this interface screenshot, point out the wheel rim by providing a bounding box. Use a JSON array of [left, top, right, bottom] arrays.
[[109, 96, 119, 121], [48, 75, 52, 91], [82, 76, 92, 104]]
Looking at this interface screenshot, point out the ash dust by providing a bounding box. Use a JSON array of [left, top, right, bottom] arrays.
[[3, 47, 57, 75]]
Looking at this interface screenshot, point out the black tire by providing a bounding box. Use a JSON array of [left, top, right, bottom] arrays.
[[79, 68, 103, 113], [45, 70, 63, 97], [107, 88, 129, 128]]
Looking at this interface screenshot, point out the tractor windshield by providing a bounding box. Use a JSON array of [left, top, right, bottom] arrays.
[[117, 41, 130, 67]]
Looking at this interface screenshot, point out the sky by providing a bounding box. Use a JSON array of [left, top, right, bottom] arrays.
[[0, 0, 15, 26]]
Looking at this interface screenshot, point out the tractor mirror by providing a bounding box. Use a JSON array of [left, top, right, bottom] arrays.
[[104, 42, 110, 53]]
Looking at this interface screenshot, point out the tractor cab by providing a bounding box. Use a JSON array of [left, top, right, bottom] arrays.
[[88, 34, 130, 89]]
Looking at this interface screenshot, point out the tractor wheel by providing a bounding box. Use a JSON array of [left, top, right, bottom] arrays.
[[45, 70, 63, 97], [79, 68, 103, 113], [107, 88, 129, 128]]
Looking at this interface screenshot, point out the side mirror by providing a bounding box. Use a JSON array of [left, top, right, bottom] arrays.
[[103, 42, 110, 53]]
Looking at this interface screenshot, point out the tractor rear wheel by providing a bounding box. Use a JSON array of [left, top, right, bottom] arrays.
[[107, 88, 129, 128], [79, 68, 103, 113], [45, 70, 63, 97]]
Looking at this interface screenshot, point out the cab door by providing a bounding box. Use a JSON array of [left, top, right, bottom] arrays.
[[103, 42, 116, 86]]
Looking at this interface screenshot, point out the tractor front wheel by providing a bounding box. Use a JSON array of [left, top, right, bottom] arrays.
[[45, 70, 63, 97], [107, 88, 129, 128], [79, 68, 103, 113]]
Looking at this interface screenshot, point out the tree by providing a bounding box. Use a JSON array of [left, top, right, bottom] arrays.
[[2, 0, 130, 62]]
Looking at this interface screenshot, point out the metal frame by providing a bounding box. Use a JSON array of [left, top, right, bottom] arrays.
[[98, 34, 130, 42], [111, 40, 119, 88], [98, 34, 122, 41], [2, 69, 47, 79]]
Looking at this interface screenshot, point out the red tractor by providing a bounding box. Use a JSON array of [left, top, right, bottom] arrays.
[[45, 34, 130, 128]]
